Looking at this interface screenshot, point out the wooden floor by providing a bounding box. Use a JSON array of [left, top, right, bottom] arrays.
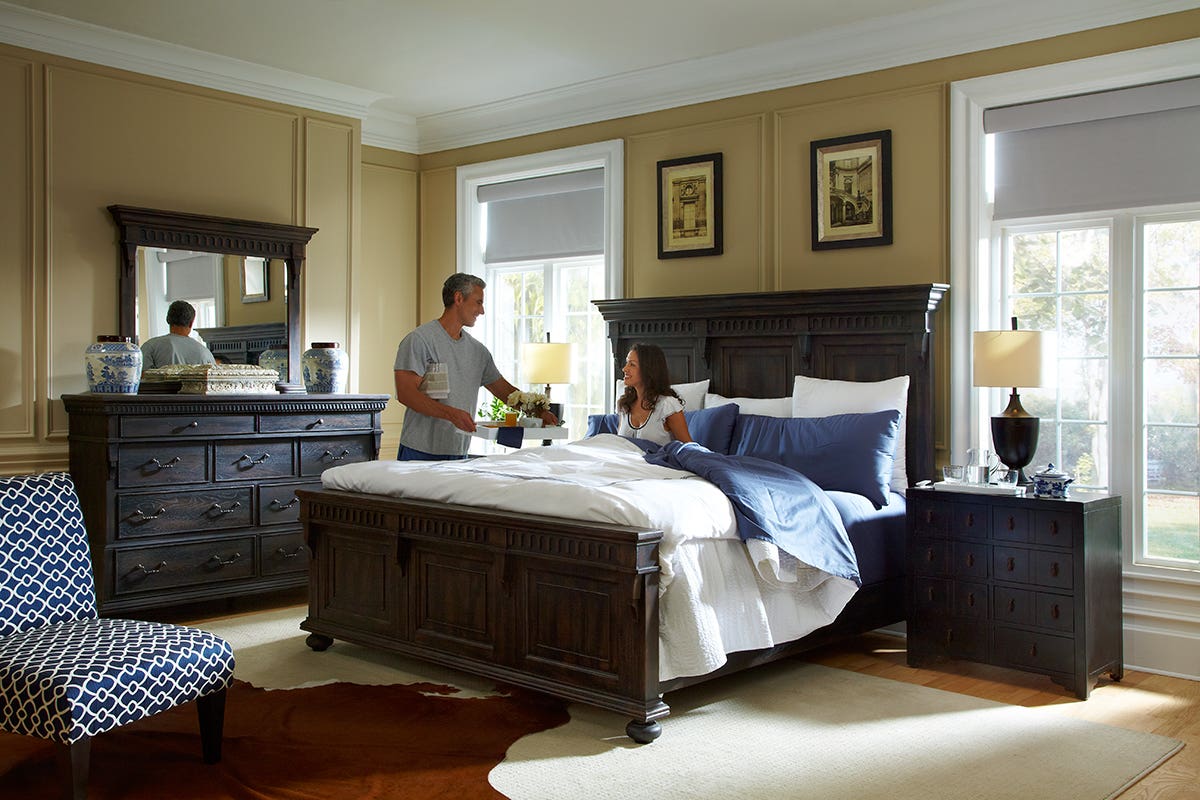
[[802, 632, 1199, 800]]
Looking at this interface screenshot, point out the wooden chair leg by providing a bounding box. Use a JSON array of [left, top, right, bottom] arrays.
[[55, 737, 90, 800], [197, 688, 227, 764]]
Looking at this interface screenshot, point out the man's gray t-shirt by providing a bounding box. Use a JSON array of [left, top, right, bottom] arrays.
[[141, 333, 217, 369], [394, 320, 501, 456]]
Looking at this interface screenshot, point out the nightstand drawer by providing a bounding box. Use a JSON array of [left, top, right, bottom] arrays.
[[952, 541, 989, 578], [913, 540, 950, 575], [953, 581, 988, 619], [954, 503, 990, 539], [994, 628, 1074, 674], [909, 499, 949, 537], [913, 577, 951, 614]]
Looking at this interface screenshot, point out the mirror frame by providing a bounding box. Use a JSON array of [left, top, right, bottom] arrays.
[[108, 205, 318, 390]]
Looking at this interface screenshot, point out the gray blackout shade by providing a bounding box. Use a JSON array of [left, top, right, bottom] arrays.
[[479, 168, 605, 263], [986, 78, 1200, 220]]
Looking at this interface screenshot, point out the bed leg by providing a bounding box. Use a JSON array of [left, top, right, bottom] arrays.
[[625, 719, 662, 744], [305, 633, 333, 651]]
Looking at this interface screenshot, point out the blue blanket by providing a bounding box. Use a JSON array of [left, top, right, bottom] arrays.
[[639, 439, 861, 586]]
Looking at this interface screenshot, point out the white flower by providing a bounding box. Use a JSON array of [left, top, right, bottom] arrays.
[[506, 390, 549, 415]]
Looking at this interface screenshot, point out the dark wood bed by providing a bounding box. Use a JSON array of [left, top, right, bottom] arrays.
[[298, 282, 947, 742]]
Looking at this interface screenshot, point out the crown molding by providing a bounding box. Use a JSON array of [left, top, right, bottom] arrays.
[[0, 0, 1194, 154]]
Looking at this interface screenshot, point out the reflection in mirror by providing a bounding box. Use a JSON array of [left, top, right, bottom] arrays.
[[110, 205, 317, 389]]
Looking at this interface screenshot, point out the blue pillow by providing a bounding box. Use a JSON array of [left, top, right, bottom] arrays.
[[683, 403, 739, 455], [586, 413, 618, 436], [729, 410, 902, 507]]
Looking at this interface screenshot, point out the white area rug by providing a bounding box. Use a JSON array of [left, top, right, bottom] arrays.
[[197, 608, 1182, 800]]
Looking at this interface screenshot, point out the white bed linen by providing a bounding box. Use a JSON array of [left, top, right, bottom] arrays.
[[320, 434, 858, 681]]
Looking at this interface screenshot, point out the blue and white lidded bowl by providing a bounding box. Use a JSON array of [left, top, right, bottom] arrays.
[[1032, 463, 1074, 499], [258, 348, 288, 383], [85, 335, 143, 393], [301, 342, 348, 393]]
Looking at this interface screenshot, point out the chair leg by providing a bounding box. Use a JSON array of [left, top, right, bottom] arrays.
[[55, 737, 90, 800], [197, 688, 227, 764]]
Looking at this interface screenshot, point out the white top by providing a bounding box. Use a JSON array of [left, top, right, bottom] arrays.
[[617, 395, 685, 446]]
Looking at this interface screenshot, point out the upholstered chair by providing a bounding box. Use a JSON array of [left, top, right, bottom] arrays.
[[0, 472, 235, 799]]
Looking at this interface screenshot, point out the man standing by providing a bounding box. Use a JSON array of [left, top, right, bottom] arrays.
[[393, 273, 557, 460], [140, 300, 217, 368]]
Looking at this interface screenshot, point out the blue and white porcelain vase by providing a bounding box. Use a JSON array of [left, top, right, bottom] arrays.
[[301, 342, 348, 393], [85, 335, 143, 393], [258, 348, 288, 383]]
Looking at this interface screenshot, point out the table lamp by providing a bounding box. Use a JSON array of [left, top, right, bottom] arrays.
[[972, 318, 1057, 485], [521, 336, 573, 405]]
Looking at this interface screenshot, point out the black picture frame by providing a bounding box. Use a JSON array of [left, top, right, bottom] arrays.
[[657, 152, 723, 259], [810, 130, 892, 250]]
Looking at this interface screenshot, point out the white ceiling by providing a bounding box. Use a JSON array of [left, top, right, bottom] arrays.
[[0, 0, 1194, 152]]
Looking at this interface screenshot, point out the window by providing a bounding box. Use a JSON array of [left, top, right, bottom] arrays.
[[457, 141, 624, 445]]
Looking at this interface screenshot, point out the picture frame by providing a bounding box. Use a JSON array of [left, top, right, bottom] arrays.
[[657, 152, 723, 259], [810, 130, 892, 250], [240, 257, 269, 303]]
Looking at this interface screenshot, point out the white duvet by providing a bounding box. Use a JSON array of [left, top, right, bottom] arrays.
[[321, 434, 858, 681]]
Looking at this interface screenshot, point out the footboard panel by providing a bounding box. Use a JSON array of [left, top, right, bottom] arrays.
[[299, 488, 669, 724]]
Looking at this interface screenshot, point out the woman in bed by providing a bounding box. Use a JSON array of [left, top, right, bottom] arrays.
[[617, 343, 693, 445]]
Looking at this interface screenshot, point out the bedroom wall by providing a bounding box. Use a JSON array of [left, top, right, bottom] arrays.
[[0, 43, 414, 473], [415, 10, 1200, 463]]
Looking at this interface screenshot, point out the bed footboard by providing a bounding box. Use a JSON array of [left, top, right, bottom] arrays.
[[298, 488, 669, 741]]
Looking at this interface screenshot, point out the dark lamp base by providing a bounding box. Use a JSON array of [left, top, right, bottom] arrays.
[[991, 415, 1039, 485]]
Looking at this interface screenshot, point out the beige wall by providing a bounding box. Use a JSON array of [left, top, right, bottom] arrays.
[[0, 44, 408, 473]]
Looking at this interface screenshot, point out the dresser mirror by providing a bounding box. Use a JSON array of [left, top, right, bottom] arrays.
[[109, 205, 318, 387]]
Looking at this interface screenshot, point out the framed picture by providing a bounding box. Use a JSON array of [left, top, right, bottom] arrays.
[[657, 152, 723, 259], [241, 257, 269, 303], [810, 130, 892, 250]]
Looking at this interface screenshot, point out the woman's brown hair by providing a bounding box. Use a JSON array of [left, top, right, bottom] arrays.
[[618, 343, 682, 413]]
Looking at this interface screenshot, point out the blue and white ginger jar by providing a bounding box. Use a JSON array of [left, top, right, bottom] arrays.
[[258, 348, 288, 383], [302, 342, 348, 393], [85, 335, 143, 393]]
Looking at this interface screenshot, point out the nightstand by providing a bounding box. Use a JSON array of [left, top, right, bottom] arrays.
[[906, 486, 1123, 699]]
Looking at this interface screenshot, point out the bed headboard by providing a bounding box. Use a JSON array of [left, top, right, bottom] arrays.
[[594, 283, 948, 485]]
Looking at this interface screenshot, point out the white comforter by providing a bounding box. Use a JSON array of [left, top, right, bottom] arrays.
[[321, 434, 858, 681]]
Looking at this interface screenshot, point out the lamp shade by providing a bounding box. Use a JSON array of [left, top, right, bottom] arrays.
[[972, 329, 1057, 388], [521, 342, 573, 385]]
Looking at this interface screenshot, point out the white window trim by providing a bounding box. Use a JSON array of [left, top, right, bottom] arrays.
[[455, 139, 623, 300], [950, 39, 1200, 680]]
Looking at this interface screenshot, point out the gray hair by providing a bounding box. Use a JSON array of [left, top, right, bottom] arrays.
[[442, 273, 486, 307], [166, 300, 197, 327]]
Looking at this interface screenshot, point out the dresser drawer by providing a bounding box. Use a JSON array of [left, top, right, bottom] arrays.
[[993, 546, 1031, 584], [912, 539, 950, 576], [912, 577, 951, 614], [992, 507, 1030, 542], [258, 481, 322, 526], [944, 619, 990, 662], [994, 627, 1074, 675], [952, 581, 989, 620], [215, 440, 296, 481], [953, 503, 990, 539], [993, 586, 1034, 626], [300, 436, 373, 475], [117, 442, 209, 487], [1033, 510, 1077, 549], [909, 499, 949, 537], [1034, 551, 1073, 590], [117, 487, 253, 538], [1036, 592, 1074, 632], [952, 541, 989, 579], [113, 537, 255, 595], [261, 530, 309, 575], [120, 415, 255, 438], [260, 412, 374, 433]]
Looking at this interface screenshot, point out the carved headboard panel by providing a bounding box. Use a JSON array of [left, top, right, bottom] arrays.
[[594, 283, 948, 485]]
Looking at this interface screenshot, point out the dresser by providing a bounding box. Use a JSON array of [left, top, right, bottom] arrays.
[[906, 486, 1123, 699], [62, 393, 387, 614]]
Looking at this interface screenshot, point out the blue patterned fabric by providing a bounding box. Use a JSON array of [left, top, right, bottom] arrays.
[[0, 473, 235, 745]]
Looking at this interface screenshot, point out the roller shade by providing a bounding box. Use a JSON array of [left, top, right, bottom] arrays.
[[986, 78, 1200, 220], [479, 168, 604, 263]]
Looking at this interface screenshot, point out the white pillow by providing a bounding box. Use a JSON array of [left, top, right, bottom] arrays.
[[792, 374, 910, 493], [673, 379, 710, 411], [705, 392, 792, 418]]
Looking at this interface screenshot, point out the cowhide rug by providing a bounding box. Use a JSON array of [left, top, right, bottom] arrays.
[[0, 678, 568, 799]]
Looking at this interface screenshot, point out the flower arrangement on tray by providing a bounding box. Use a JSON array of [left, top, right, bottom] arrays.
[[507, 390, 549, 418]]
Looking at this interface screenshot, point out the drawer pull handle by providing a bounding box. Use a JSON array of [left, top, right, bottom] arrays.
[[131, 560, 166, 576], [269, 497, 300, 510], [275, 546, 304, 559], [967, 592, 976, 607], [1051, 604, 1060, 619], [1050, 562, 1060, 577], [172, 420, 200, 433], [926, 586, 935, 602], [924, 510, 934, 524], [966, 553, 975, 568], [239, 453, 272, 465], [1006, 557, 1015, 572], [131, 506, 167, 521], [1029, 643, 1038, 658], [1008, 598, 1016, 612], [965, 512, 975, 526], [924, 547, 934, 564], [146, 456, 181, 471], [209, 552, 242, 567], [322, 449, 351, 462], [209, 501, 243, 515], [1006, 516, 1016, 531], [1049, 520, 1059, 535], [308, 418, 325, 429]]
